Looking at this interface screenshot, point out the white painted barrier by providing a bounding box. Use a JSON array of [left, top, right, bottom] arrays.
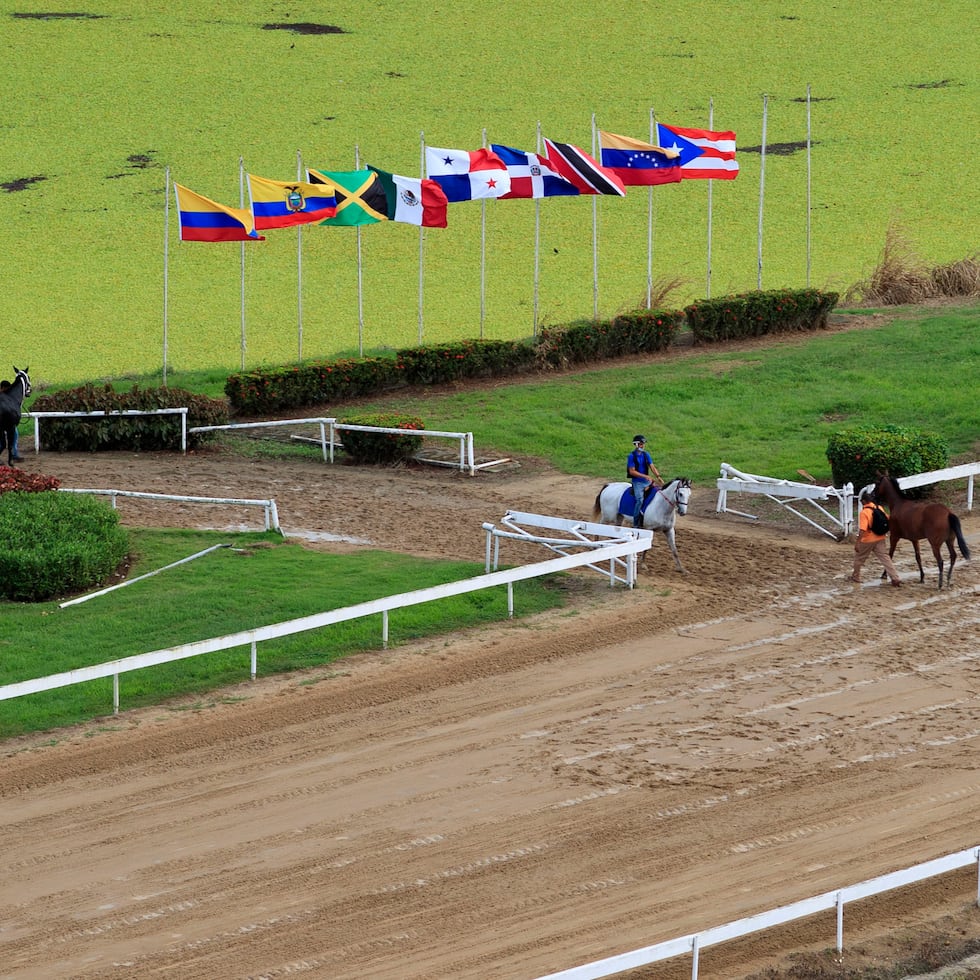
[[718, 460, 980, 542], [0, 515, 642, 715], [535, 845, 980, 980], [189, 417, 477, 475], [59, 487, 281, 532], [483, 511, 652, 589], [26, 409, 189, 453], [716, 463, 855, 539]]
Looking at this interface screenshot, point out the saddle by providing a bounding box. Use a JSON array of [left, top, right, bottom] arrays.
[[618, 484, 658, 518]]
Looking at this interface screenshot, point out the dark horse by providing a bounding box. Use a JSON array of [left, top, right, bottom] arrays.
[[873, 474, 971, 589], [0, 366, 31, 467]]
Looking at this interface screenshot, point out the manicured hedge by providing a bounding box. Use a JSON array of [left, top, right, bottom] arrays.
[[685, 288, 838, 343], [0, 491, 129, 602], [826, 424, 948, 495], [29, 384, 228, 452], [339, 413, 425, 464]]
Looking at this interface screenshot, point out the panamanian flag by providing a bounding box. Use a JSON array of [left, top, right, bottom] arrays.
[[490, 144, 579, 199], [425, 146, 511, 202]]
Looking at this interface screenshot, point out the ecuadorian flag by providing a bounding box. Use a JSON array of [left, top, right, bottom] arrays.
[[174, 183, 264, 242], [247, 174, 337, 230]]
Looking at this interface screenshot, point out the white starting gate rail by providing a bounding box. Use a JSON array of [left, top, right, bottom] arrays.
[[716, 463, 855, 539], [483, 511, 652, 589]]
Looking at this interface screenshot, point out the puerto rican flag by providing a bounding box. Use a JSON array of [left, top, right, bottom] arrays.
[[425, 146, 511, 202], [490, 144, 580, 199], [656, 123, 739, 179]]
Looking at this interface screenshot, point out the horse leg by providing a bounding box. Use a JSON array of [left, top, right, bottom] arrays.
[[665, 528, 685, 573], [910, 540, 926, 584], [943, 535, 956, 587]]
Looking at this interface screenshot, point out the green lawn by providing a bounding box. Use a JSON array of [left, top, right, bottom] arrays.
[[2, 3, 978, 386]]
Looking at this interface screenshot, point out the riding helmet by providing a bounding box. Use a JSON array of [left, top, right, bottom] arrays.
[[633, 435, 646, 444]]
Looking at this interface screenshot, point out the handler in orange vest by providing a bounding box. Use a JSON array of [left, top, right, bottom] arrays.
[[851, 489, 901, 586]]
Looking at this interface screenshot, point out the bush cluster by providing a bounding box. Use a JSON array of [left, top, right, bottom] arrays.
[[395, 339, 537, 385], [29, 384, 229, 452], [0, 466, 61, 493], [536, 309, 684, 368], [826, 424, 948, 495], [0, 491, 129, 602], [224, 357, 401, 416], [224, 291, 833, 415], [339, 413, 425, 465], [684, 288, 838, 343]]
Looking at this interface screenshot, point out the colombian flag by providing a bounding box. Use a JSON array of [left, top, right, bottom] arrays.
[[247, 174, 337, 230], [173, 183, 264, 242]]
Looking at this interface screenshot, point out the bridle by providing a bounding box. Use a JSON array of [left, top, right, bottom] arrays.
[[658, 479, 690, 515]]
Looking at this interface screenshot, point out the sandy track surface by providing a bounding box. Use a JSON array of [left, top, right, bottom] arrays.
[[1, 447, 978, 979]]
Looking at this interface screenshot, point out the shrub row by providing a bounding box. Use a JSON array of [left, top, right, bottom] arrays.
[[0, 491, 129, 602], [225, 291, 834, 415], [685, 288, 838, 343], [826, 425, 948, 497], [28, 384, 229, 452]]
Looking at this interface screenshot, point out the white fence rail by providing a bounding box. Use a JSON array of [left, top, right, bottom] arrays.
[[717, 460, 980, 540], [27, 409, 189, 453], [0, 514, 649, 716], [189, 418, 477, 475], [58, 487, 281, 532], [483, 511, 651, 589], [716, 463, 855, 539], [536, 845, 980, 980]]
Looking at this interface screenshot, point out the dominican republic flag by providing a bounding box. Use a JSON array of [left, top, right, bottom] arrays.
[[656, 123, 739, 179], [598, 131, 683, 186], [542, 138, 626, 196], [425, 146, 511, 202], [489, 144, 580, 199]]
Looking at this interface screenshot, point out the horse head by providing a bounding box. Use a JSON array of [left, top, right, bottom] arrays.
[[664, 477, 692, 515], [13, 366, 31, 398]]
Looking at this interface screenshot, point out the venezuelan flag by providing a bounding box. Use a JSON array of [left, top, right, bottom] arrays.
[[173, 183, 263, 242], [247, 174, 337, 230]]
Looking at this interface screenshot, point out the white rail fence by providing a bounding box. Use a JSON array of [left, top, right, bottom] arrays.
[[58, 487, 281, 532], [0, 514, 649, 716], [27, 409, 189, 452], [536, 845, 980, 980], [717, 460, 979, 540], [24, 411, 478, 475], [189, 418, 478, 475], [483, 511, 651, 589]]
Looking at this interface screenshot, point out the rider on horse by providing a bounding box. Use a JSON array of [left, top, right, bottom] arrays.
[[626, 434, 662, 527]]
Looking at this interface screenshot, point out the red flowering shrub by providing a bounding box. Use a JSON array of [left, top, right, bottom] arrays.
[[0, 466, 60, 494], [339, 413, 425, 465]]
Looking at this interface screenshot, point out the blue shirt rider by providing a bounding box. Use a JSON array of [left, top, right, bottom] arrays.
[[627, 435, 661, 527]]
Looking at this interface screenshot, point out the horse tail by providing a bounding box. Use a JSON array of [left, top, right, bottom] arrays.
[[592, 484, 609, 521], [950, 514, 971, 560]]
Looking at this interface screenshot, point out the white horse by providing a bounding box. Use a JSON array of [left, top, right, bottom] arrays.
[[591, 477, 692, 572]]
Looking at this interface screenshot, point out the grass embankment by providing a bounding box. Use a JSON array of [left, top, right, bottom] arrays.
[[0, 530, 563, 739]]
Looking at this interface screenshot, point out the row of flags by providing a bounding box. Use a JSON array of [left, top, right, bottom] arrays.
[[174, 123, 738, 244]]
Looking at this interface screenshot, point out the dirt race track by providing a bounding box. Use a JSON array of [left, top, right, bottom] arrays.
[[1, 446, 979, 979]]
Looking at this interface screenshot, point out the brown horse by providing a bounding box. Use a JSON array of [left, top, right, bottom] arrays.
[[873, 474, 971, 589]]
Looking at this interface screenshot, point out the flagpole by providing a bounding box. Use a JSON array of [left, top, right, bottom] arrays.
[[480, 128, 487, 339], [534, 122, 542, 339], [418, 132, 425, 344], [806, 84, 812, 287], [647, 108, 656, 309], [296, 149, 304, 362], [163, 166, 170, 387], [239, 157, 247, 371], [707, 99, 715, 299], [757, 94, 768, 289], [590, 112, 599, 319], [354, 145, 366, 356]]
